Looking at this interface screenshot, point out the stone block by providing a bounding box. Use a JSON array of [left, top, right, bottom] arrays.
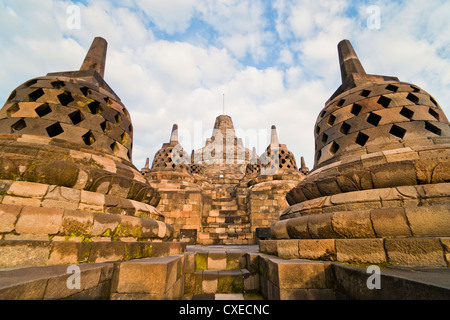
[[2, 196, 42, 207], [0, 204, 22, 233], [202, 270, 218, 294], [60, 210, 94, 237], [285, 216, 309, 239], [226, 252, 246, 269], [7, 181, 49, 198], [44, 264, 104, 300], [91, 213, 121, 237], [0, 240, 52, 268], [184, 272, 202, 295], [15, 206, 64, 235], [275, 259, 330, 289], [217, 269, 244, 293], [88, 242, 126, 263], [404, 206, 450, 237], [112, 256, 183, 299], [370, 208, 412, 237], [208, 252, 227, 270], [385, 238, 447, 267], [332, 210, 375, 238], [307, 213, 338, 239], [47, 241, 80, 265], [298, 239, 336, 261], [276, 240, 300, 259], [336, 239, 386, 264]]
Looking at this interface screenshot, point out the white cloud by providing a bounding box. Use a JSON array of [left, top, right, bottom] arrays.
[[0, 0, 449, 172]]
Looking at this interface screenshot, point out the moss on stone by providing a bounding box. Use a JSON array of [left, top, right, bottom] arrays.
[[195, 253, 208, 270]]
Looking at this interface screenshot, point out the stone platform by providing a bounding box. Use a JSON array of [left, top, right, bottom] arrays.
[[1, 244, 449, 300]]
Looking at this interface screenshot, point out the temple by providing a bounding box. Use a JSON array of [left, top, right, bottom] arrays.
[[0, 37, 448, 301]]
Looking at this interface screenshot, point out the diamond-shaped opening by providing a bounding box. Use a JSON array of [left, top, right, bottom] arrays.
[[377, 96, 391, 108], [127, 150, 131, 160], [351, 103, 362, 116], [389, 124, 406, 139], [406, 93, 419, 104], [329, 142, 340, 154], [340, 122, 351, 135], [121, 132, 129, 145], [410, 85, 420, 92], [80, 87, 91, 97], [428, 108, 440, 121], [51, 80, 65, 89], [327, 114, 336, 126], [424, 121, 441, 136], [57, 91, 74, 106], [35, 103, 52, 118], [7, 90, 16, 102], [29, 88, 45, 102], [100, 121, 110, 133], [114, 112, 122, 124], [337, 99, 345, 107], [315, 125, 321, 134], [128, 124, 133, 135], [68, 110, 84, 125], [46, 122, 64, 137], [320, 110, 326, 118], [110, 141, 120, 154], [104, 97, 112, 106], [321, 133, 328, 144], [400, 107, 414, 120], [360, 89, 371, 97], [87, 101, 102, 114], [11, 119, 26, 132], [122, 108, 129, 118], [430, 96, 438, 107], [366, 112, 382, 126], [82, 130, 96, 145], [6, 103, 20, 116], [386, 84, 399, 92], [355, 132, 369, 146]]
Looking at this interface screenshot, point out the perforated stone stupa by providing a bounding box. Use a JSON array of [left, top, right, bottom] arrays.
[[265, 40, 450, 267], [0, 37, 181, 270]]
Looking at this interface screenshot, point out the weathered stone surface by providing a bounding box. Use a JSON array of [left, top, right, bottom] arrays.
[[405, 206, 450, 237], [298, 239, 336, 261], [385, 238, 447, 267], [0, 241, 52, 268], [276, 239, 300, 259], [15, 206, 64, 235], [0, 204, 21, 233], [370, 208, 412, 238], [336, 239, 386, 264], [332, 210, 375, 238]]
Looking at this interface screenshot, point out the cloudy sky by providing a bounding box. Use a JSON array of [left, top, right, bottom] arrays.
[[1, 0, 449, 170]]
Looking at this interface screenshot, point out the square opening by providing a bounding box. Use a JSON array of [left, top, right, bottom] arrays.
[[389, 125, 406, 139], [355, 132, 369, 146], [406, 93, 419, 104], [377, 96, 391, 108], [360, 90, 371, 97], [366, 112, 382, 126], [46, 122, 64, 137], [34, 103, 52, 118], [424, 121, 441, 136], [351, 103, 362, 116], [57, 91, 74, 106], [400, 107, 414, 120], [327, 114, 336, 126], [386, 84, 399, 92], [340, 122, 351, 135], [68, 110, 85, 125]]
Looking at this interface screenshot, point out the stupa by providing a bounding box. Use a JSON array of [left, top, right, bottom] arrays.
[[266, 40, 450, 267]]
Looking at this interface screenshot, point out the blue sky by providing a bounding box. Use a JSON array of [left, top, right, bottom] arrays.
[[1, 0, 449, 170]]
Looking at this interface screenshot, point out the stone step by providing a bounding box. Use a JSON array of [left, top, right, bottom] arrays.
[[185, 269, 259, 295]]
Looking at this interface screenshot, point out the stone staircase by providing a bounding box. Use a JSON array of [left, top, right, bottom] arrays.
[[183, 250, 262, 300], [202, 197, 253, 245]]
